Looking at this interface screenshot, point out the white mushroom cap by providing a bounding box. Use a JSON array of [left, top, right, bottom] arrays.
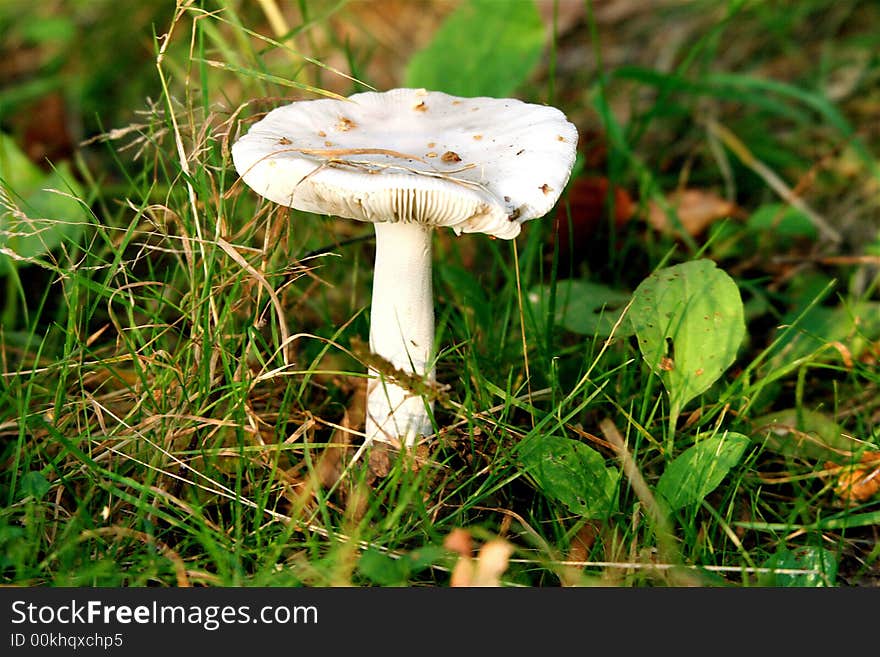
[[232, 88, 578, 239]]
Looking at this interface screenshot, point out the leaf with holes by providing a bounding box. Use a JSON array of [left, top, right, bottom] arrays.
[[656, 431, 749, 511], [629, 259, 745, 423], [519, 434, 617, 519]]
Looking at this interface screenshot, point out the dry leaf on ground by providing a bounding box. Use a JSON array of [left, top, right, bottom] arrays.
[[825, 452, 880, 505], [648, 188, 742, 237]]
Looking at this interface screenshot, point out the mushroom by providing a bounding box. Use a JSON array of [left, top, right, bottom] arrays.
[[231, 88, 577, 446]]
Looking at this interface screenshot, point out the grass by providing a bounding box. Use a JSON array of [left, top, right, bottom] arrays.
[[1, 0, 879, 587]]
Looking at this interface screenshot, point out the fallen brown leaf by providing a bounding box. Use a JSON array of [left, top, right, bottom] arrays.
[[825, 452, 880, 505], [648, 188, 742, 238]]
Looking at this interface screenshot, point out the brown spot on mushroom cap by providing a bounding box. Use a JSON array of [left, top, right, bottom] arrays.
[[336, 117, 356, 131], [557, 135, 566, 141], [413, 101, 427, 112], [317, 130, 327, 137], [441, 151, 462, 163], [473, 134, 483, 140], [324, 141, 333, 147], [540, 183, 553, 194], [425, 152, 438, 158], [277, 137, 292, 145], [427, 141, 436, 148]]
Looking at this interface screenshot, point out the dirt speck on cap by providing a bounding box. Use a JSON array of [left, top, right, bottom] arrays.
[[336, 117, 356, 131]]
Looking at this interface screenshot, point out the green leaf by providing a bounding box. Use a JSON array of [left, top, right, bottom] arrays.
[[0, 521, 27, 570], [19, 470, 51, 500], [357, 547, 409, 586], [629, 259, 746, 422], [656, 432, 749, 511], [528, 279, 632, 337], [405, 0, 546, 97], [357, 544, 447, 585], [21, 15, 76, 44], [519, 434, 617, 519], [0, 132, 43, 189], [403, 545, 448, 573], [0, 133, 88, 273], [747, 203, 818, 240], [759, 547, 838, 587]]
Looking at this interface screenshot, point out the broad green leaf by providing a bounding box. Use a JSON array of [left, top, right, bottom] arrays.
[[759, 547, 838, 587], [357, 544, 446, 585], [629, 259, 746, 421], [403, 545, 448, 572], [0, 521, 26, 569], [21, 15, 76, 44], [405, 0, 546, 97], [528, 279, 632, 337], [357, 547, 409, 585], [519, 434, 617, 519], [0, 132, 43, 190], [747, 203, 818, 240], [0, 133, 87, 273], [19, 470, 51, 500], [656, 432, 749, 511]]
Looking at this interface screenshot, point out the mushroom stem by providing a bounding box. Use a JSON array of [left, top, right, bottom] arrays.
[[365, 221, 436, 445]]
